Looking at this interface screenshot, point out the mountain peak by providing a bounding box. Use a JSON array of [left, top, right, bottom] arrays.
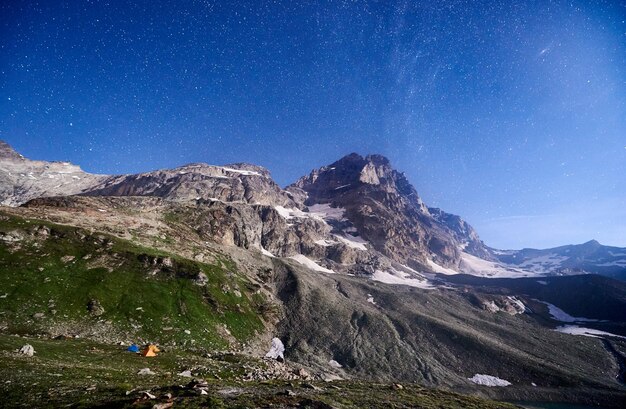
[[0, 140, 25, 161], [332, 152, 391, 167], [365, 154, 390, 166]]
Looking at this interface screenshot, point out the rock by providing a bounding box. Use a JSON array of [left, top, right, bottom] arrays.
[[141, 391, 156, 399], [187, 378, 209, 389], [328, 359, 342, 368], [87, 299, 105, 316], [153, 403, 173, 409], [194, 272, 208, 286], [277, 389, 296, 396], [301, 382, 321, 391], [392, 383, 403, 390], [184, 329, 191, 335], [324, 374, 343, 382], [137, 368, 156, 376], [297, 368, 312, 379], [265, 337, 285, 361], [178, 369, 193, 377], [61, 255, 75, 263], [32, 312, 45, 319], [18, 344, 35, 356]]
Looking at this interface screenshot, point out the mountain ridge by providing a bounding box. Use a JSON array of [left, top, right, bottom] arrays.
[[1, 140, 625, 280]]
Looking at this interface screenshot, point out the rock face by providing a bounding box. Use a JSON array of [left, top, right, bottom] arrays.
[[292, 153, 492, 270], [0, 141, 109, 206]]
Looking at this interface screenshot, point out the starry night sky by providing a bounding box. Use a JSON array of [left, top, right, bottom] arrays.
[[1, 0, 625, 249]]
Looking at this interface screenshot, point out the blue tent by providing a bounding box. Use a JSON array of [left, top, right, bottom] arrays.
[[127, 344, 140, 353]]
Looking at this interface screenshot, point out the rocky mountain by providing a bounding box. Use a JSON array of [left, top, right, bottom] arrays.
[[1, 140, 625, 281], [2, 141, 626, 408], [291, 153, 493, 271]]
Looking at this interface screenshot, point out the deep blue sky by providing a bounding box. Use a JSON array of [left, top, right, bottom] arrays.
[[1, 0, 625, 249]]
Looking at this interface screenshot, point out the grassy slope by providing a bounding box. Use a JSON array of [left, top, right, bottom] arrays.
[[0, 212, 266, 349]]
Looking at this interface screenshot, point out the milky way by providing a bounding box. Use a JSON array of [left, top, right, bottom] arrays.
[[1, 0, 625, 248]]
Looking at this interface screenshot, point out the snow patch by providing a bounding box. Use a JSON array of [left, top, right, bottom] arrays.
[[218, 166, 262, 176], [544, 302, 599, 323], [265, 337, 285, 360], [307, 203, 347, 221], [328, 359, 343, 368], [274, 206, 293, 219], [596, 260, 626, 267], [260, 248, 275, 258], [366, 294, 376, 305], [289, 254, 336, 274], [507, 296, 528, 313], [468, 374, 511, 387], [334, 234, 367, 251], [427, 259, 459, 275], [274, 206, 316, 220], [372, 269, 434, 289], [517, 253, 568, 273], [555, 325, 626, 339]]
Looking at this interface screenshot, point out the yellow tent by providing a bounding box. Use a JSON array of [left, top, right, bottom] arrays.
[[141, 344, 160, 357]]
